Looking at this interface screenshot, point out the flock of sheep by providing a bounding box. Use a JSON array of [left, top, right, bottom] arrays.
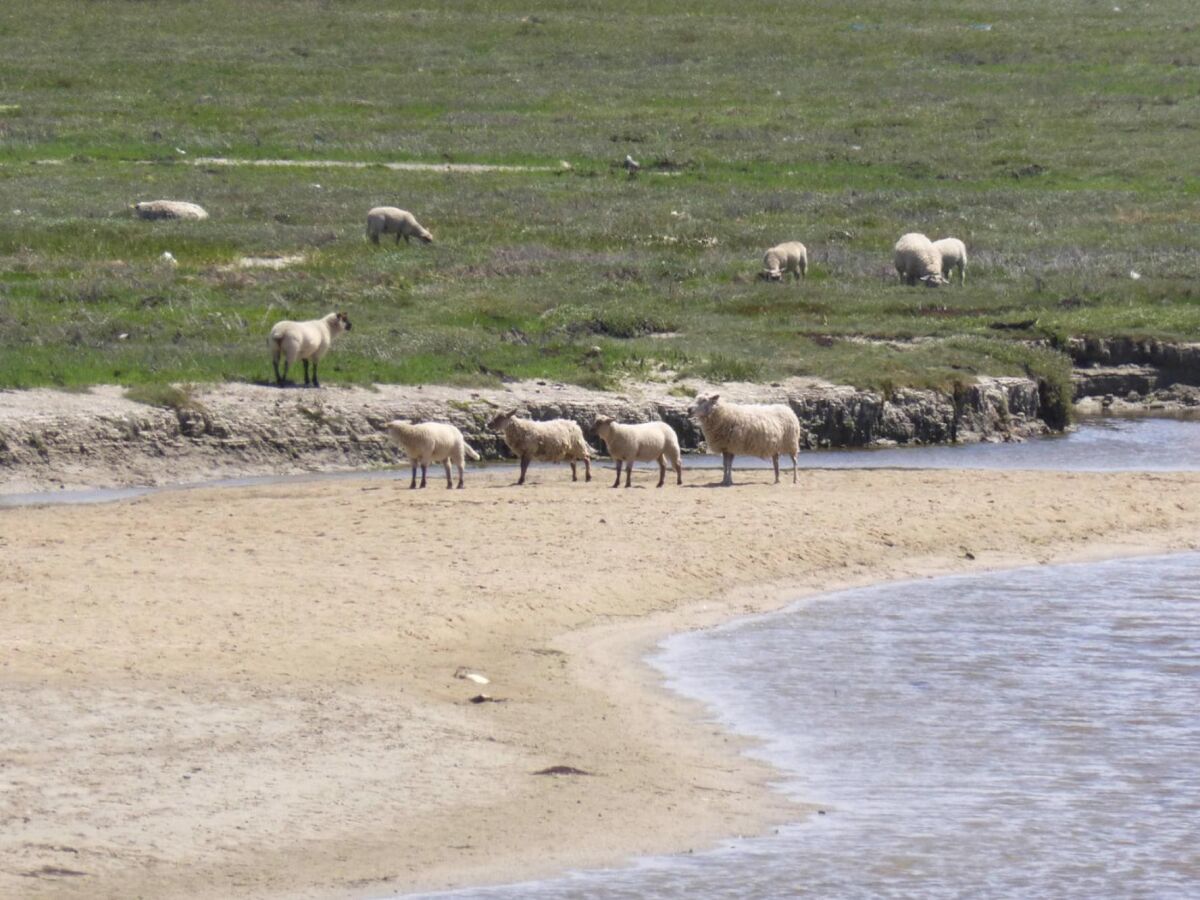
[[386, 394, 800, 489], [761, 232, 966, 285], [134, 197, 967, 485]]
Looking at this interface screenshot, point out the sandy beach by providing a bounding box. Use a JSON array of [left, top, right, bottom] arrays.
[[3, 465, 1200, 899]]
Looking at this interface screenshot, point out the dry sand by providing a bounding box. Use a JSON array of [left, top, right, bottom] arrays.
[[3, 465, 1200, 899]]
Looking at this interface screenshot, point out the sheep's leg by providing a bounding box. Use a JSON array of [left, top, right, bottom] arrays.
[[675, 459, 683, 485], [570, 461, 578, 482], [419, 464, 427, 488], [518, 455, 530, 485], [301, 359, 311, 387], [272, 353, 284, 387], [656, 456, 666, 488], [772, 454, 781, 484], [791, 452, 798, 484], [409, 462, 418, 489], [611, 461, 622, 489], [584, 457, 592, 482], [310, 359, 320, 388], [443, 459, 453, 489], [455, 461, 465, 490], [625, 461, 634, 488], [722, 453, 734, 487]]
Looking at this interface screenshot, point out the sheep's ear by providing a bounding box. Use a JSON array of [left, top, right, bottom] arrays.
[[710, 394, 720, 403]]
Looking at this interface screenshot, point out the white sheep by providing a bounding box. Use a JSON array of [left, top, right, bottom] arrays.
[[760, 241, 808, 282], [893, 232, 946, 287], [268, 311, 352, 388], [385, 420, 480, 489], [687, 394, 801, 487], [486, 410, 592, 485], [366, 207, 434, 245], [932, 237, 967, 286], [132, 200, 209, 221], [592, 416, 682, 488]]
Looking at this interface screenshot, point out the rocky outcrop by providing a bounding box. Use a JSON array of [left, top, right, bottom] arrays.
[[0, 376, 1051, 493], [1067, 337, 1200, 403]]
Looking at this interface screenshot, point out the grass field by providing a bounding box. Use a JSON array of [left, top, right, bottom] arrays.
[[1, 0, 1197, 411]]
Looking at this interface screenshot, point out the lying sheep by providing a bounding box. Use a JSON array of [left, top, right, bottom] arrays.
[[760, 241, 808, 282], [268, 311, 352, 388], [687, 394, 801, 487], [932, 237, 967, 286], [366, 207, 433, 245], [385, 420, 480, 489], [486, 410, 592, 485], [893, 232, 946, 287], [132, 200, 209, 221], [593, 416, 682, 488]]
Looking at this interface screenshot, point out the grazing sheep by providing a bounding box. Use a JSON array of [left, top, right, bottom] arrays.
[[893, 232, 946, 286], [592, 416, 682, 488], [760, 241, 808, 282], [687, 394, 801, 487], [932, 237, 967, 286], [385, 420, 480, 489], [366, 207, 433, 245], [268, 311, 352, 388], [486, 410, 592, 485], [132, 200, 209, 221]]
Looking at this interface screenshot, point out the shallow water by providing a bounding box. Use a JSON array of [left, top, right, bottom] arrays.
[[5, 417, 1199, 508], [409, 553, 1200, 898]]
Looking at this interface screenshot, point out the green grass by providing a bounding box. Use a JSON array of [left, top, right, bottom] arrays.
[[1, 0, 1198, 420]]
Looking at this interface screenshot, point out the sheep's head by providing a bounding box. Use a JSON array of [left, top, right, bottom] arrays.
[[920, 273, 946, 288], [688, 394, 720, 418], [487, 409, 519, 431], [759, 268, 784, 282], [417, 228, 434, 244], [592, 415, 614, 438], [329, 311, 353, 332]]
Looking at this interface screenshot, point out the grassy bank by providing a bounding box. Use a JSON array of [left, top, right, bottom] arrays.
[[1, 1, 1197, 410]]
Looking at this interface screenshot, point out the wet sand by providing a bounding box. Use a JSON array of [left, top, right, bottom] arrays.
[[3, 466, 1199, 899]]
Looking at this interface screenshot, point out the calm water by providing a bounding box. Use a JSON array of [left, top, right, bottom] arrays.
[[408, 554, 1200, 898], [4, 417, 1200, 507]]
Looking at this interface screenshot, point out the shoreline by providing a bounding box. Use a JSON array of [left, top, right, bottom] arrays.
[[3, 468, 1200, 899]]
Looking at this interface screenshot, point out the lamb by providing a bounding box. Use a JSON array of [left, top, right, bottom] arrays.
[[932, 237, 967, 286], [132, 200, 209, 221], [385, 420, 480, 489], [592, 416, 682, 488], [687, 394, 801, 487], [267, 311, 352, 388], [760, 241, 808, 282], [893, 232, 946, 287], [486, 410, 592, 485], [366, 207, 434, 245]]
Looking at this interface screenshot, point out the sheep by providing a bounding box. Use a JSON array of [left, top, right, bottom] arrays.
[[932, 237, 967, 286], [486, 410, 592, 485], [760, 241, 808, 282], [893, 232, 946, 287], [366, 207, 433, 245], [385, 420, 480, 489], [687, 394, 801, 487], [592, 416, 682, 488], [132, 200, 209, 221], [268, 311, 352, 388]]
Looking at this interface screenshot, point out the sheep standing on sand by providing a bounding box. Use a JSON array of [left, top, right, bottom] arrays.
[[893, 232, 946, 287], [132, 200, 209, 221], [487, 410, 592, 485], [593, 416, 683, 488], [385, 420, 480, 489], [268, 311, 352, 388], [760, 242, 808, 282], [932, 237, 967, 286], [366, 207, 433, 245], [687, 394, 801, 487]]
